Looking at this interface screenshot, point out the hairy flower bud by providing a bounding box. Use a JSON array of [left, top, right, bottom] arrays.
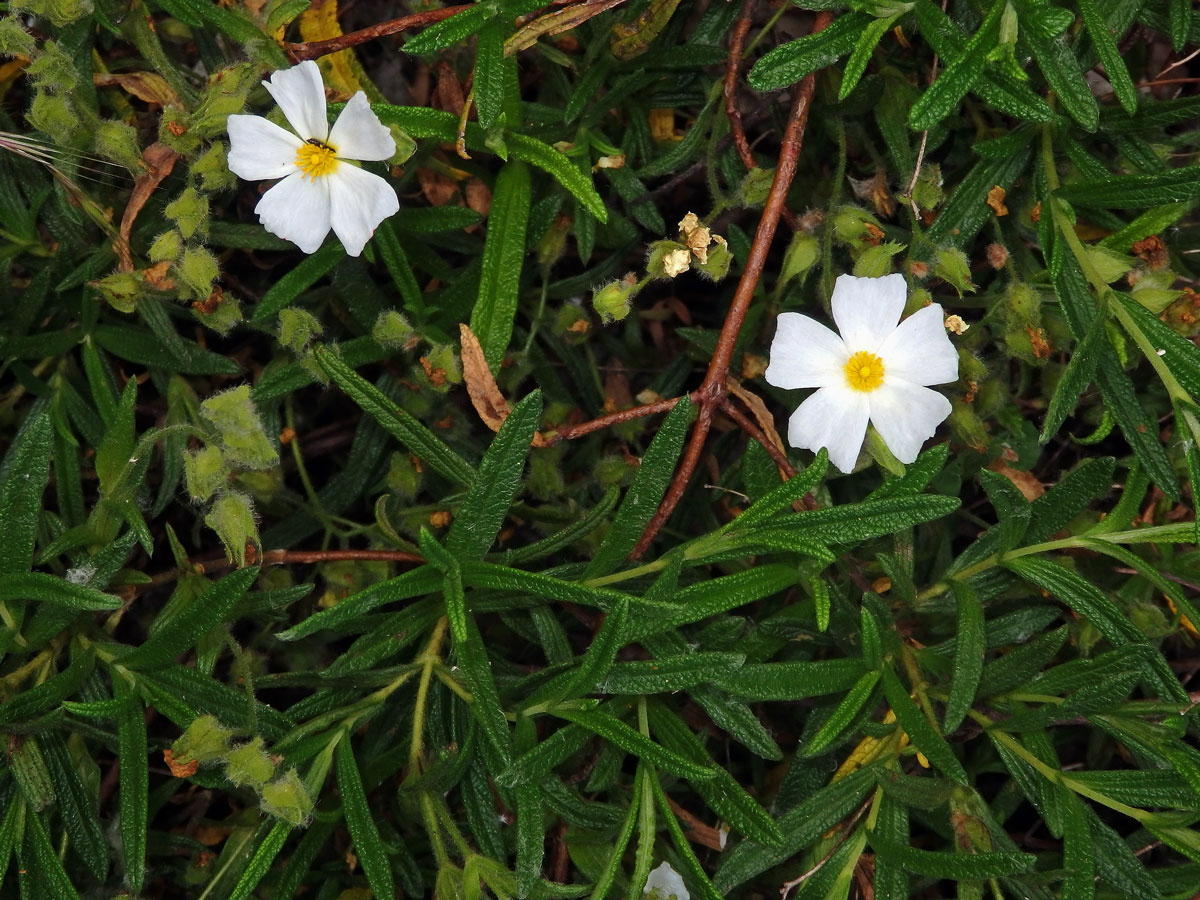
[[372, 310, 416, 350], [204, 491, 259, 567], [200, 385, 278, 469], [172, 715, 233, 767], [278, 308, 323, 354], [225, 738, 276, 790], [260, 769, 314, 826], [592, 274, 638, 323], [166, 187, 210, 240], [90, 271, 143, 314], [184, 445, 226, 502]]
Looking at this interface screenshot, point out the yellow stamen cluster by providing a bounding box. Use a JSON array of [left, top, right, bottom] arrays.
[[844, 350, 885, 392], [295, 140, 338, 180]]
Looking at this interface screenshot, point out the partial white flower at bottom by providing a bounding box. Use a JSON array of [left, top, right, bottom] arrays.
[[644, 862, 689, 900], [226, 60, 398, 256], [765, 273, 958, 473]]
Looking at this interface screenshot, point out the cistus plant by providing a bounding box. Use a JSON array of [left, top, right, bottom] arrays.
[[1, 0, 1200, 897]]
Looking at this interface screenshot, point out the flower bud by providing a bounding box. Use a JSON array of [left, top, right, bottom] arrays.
[[372, 310, 416, 350], [92, 120, 141, 173], [200, 385, 278, 469], [904, 287, 932, 317], [191, 143, 235, 192], [948, 397, 989, 453], [171, 715, 233, 766], [184, 444, 226, 502], [833, 205, 884, 251], [28, 90, 78, 143], [592, 274, 638, 323], [646, 241, 691, 279], [90, 271, 143, 314], [27, 40, 77, 93], [0, 17, 36, 57], [149, 230, 184, 264], [778, 231, 819, 291], [159, 107, 199, 154], [1161, 288, 1200, 337], [555, 303, 591, 342], [260, 768, 314, 826], [225, 737, 275, 790], [191, 63, 259, 138], [278, 308, 323, 354], [740, 167, 775, 208], [232, 466, 283, 504], [387, 451, 422, 501], [16, 0, 93, 26], [193, 289, 242, 335], [853, 242, 906, 278], [694, 241, 732, 281], [910, 164, 944, 212], [204, 491, 259, 567], [933, 247, 974, 295], [176, 246, 219, 299], [1129, 269, 1179, 315], [536, 215, 571, 269], [166, 187, 210, 240]]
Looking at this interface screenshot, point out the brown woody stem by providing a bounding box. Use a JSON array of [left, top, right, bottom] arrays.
[[284, 6, 469, 61]]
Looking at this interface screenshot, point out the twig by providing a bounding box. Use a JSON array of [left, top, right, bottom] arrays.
[[141, 548, 425, 592], [718, 396, 796, 479], [542, 394, 690, 443], [630, 12, 833, 559], [725, 0, 758, 172], [284, 6, 470, 61]]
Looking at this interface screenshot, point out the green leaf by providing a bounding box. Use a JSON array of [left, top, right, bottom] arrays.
[[276, 565, 441, 641], [1077, 0, 1136, 114], [470, 162, 532, 369], [909, 0, 1003, 130], [1026, 457, 1115, 543], [1116, 293, 1200, 398], [515, 781, 544, 896], [229, 823, 292, 900], [94, 325, 241, 375], [474, 19, 506, 129], [586, 777, 640, 900], [336, 740, 395, 900], [403, 3, 494, 54], [600, 652, 745, 693], [38, 733, 108, 880], [715, 659, 865, 701], [0, 572, 120, 611], [446, 391, 541, 559], [714, 765, 879, 891], [978, 468, 1031, 552], [748, 13, 871, 91], [0, 649, 95, 725], [497, 724, 590, 786], [1039, 312, 1106, 443], [868, 833, 1035, 879], [0, 409, 51, 576], [881, 667, 968, 784], [252, 242, 343, 321], [506, 132, 607, 222], [114, 675, 147, 893], [314, 345, 476, 488], [648, 773, 725, 900], [1056, 166, 1200, 207], [586, 397, 692, 577], [925, 146, 1032, 248], [553, 707, 716, 780], [840, 14, 900, 100], [803, 670, 880, 756], [440, 550, 512, 765], [1168, 0, 1190, 48], [552, 597, 629, 702], [746, 494, 960, 545], [944, 580, 985, 734], [22, 810, 81, 900], [734, 448, 827, 528], [1013, 0, 1099, 129], [120, 567, 259, 670]]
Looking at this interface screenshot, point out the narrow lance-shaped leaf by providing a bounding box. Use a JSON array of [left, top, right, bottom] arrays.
[[470, 161, 532, 369], [446, 391, 541, 560], [335, 739, 394, 900], [586, 396, 693, 577]]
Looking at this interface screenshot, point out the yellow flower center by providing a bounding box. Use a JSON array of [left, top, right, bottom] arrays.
[[295, 139, 338, 180], [844, 350, 885, 392]]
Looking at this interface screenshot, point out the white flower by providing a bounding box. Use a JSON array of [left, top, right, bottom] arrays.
[[765, 273, 958, 474], [644, 862, 689, 900], [226, 61, 398, 257]]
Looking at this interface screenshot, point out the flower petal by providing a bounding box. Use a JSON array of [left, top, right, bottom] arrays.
[[868, 379, 952, 464], [254, 171, 332, 254], [831, 273, 907, 353], [326, 164, 399, 256], [786, 385, 870, 474], [263, 61, 329, 142], [764, 312, 849, 389], [878, 303, 959, 386], [226, 114, 301, 181], [328, 92, 395, 161]]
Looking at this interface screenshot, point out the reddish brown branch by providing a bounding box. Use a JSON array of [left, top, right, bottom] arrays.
[[542, 394, 690, 443], [630, 12, 832, 560], [717, 396, 796, 479], [142, 548, 424, 592], [725, 0, 757, 172], [284, 6, 469, 61]]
